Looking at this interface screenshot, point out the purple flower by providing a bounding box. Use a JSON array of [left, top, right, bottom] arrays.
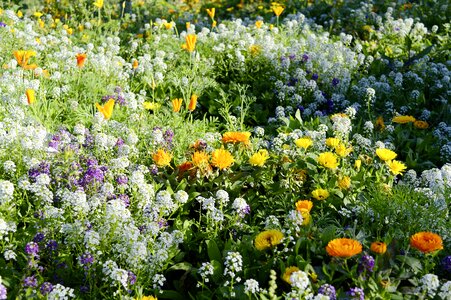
[[318, 284, 336, 300], [347, 287, 364, 300], [116, 175, 128, 185], [119, 194, 130, 207], [442, 256, 451, 272], [312, 73, 319, 81], [150, 165, 159, 175], [0, 22, 7, 28], [164, 129, 174, 147], [302, 53, 309, 62], [46, 240, 58, 252], [25, 242, 39, 256], [359, 254, 375, 273], [114, 86, 122, 94], [80, 286, 90, 293], [79, 253, 94, 269], [33, 232, 45, 243], [40, 282, 53, 295], [128, 271, 137, 285], [332, 78, 340, 86], [23, 275, 38, 288], [0, 283, 7, 300]]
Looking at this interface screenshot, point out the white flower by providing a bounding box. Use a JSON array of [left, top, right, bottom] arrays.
[[244, 279, 260, 294]]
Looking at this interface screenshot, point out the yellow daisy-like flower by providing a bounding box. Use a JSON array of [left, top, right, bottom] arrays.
[[295, 200, 313, 213], [386, 160, 407, 175], [282, 266, 300, 284], [249, 149, 269, 167], [413, 120, 429, 129], [254, 229, 284, 251], [295, 138, 313, 149], [312, 188, 329, 200], [211, 149, 234, 170], [222, 132, 251, 145], [152, 149, 172, 167], [335, 143, 352, 157], [317, 152, 339, 169], [375, 148, 397, 161], [325, 138, 341, 148], [338, 176, 351, 190], [392, 115, 416, 124], [191, 151, 210, 169]]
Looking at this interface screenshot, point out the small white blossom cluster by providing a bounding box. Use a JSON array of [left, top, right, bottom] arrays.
[[223, 251, 243, 280], [198, 262, 214, 282], [47, 284, 75, 300], [417, 274, 440, 298]]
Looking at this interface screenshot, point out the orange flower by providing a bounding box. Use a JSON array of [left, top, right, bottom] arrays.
[[255, 20, 263, 29], [295, 200, 313, 213], [26, 89, 35, 105], [171, 98, 183, 112], [222, 132, 251, 145], [370, 242, 387, 254], [177, 161, 194, 178], [326, 238, 362, 258], [188, 94, 197, 111], [410, 232, 443, 254], [211, 149, 234, 170], [184, 34, 197, 53], [132, 59, 139, 69], [95, 99, 115, 120], [272, 5, 284, 17], [414, 120, 429, 129], [206, 8, 215, 19], [191, 151, 210, 169], [375, 116, 385, 131], [152, 149, 172, 167], [76, 53, 87, 68], [14, 50, 38, 70]]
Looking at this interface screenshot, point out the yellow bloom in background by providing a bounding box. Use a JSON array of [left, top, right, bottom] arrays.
[[272, 5, 284, 16], [249, 45, 261, 56], [338, 176, 351, 190], [93, 0, 104, 9], [392, 115, 416, 124], [185, 34, 197, 52], [14, 50, 38, 70], [326, 238, 362, 258], [222, 132, 251, 145], [26, 89, 35, 105], [335, 143, 352, 157], [254, 229, 284, 251], [95, 99, 115, 120], [163, 22, 173, 30], [312, 188, 329, 200], [295, 200, 313, 213], [375, 116, 385, 131], [152, 149, 172, 167], [211, 149, 234, 170], [139, 296, 158, 300], [355, 159, 362, 170], [414, 120, 429, 129], [171, 98, 183, 112], [206, 8, 215, 19], [375, 148, 397, 161], [188, 94, 197, 111], [386, 160, 407, 175], [132, 59, 139, 69], [326, 137, 341, 148], [295, 138, 313, 149], [143, 102, 161, 111], [317, 152, 339, 169], [255, 20, 263, 29], [249, 149, 269, 167], [370, 241, 387, 255], [17, 10, 23, 18], [299, 210, 311, 225], [191, 151, 210, 169], [282, 266, 300, 284]]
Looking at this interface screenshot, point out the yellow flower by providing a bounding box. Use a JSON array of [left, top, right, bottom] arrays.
[[26, 89, 35, 105], [93, 0, 104, 9], [138, 296, 158, 300], [325, 137, 341, 148], [206, 8, 215, 19], [312, 188, 329, 200], [375, 148, 397, 161], [188, 94, 197, 111], [96, 99, 115, 120], [317, 152, 339, 169], [222, 132, 251, 145], [211, 149, 234, 170], [249, 45, 261, 56], [163, 21, 173, 30], [386, 160, 407, 175], [34, 12, 43, 18], [355, 159, 362, 170], [171, 98, 183, 113], [191, 151, 210, 169], [392, 115, 416, 124], [255, 20, 263, 29], [17, 10, 23, 18], [410, 232, 443, 254], [295, 200, 313, 213], [184, 34, 197, 53], [143, 102, 161, 111], [414, 120, 429, 129], [370, 242, 387, 255], [254, 230, 284, 251], [295, 138, 313, 149], [132, 59, 139, 69], [338, 176, 351, 190], [249, 150, 269, 167], [14, 50, 38, 70], [335, 143, 352, 157], [326, 238, 362, 258], [282, 266, 299, 284], [152, 149, 172, 167], [375, 116, 385, 131], [272, 5, 284, 17]]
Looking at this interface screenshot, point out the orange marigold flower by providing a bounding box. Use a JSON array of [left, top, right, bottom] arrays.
[[410, 232, 443, 254], [211, 149, 234, 170], [392, 115, 416, 124], [414, 120, 429, 129], [76, 53, 87, 68], [326, 238, 362, 258], [254, 229, 284, 251], [295, 200, 313, 213], [191, 151, 210, 169], [152, 149, 172, 167], [222, 131, 251, 145], [370, 241, 387, 254], [282, 266, 300, 284]]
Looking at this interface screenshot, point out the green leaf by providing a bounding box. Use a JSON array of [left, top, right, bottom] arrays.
[[206, 240, 222, 262], [167, 262, 192, 272], [158, 290, 186, 300]]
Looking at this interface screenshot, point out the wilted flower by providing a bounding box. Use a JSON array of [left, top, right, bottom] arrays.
[[410, 232, 443, 254], [312, 188, 330, 200], [326, 238, 362, 258], [211, 149, 234, 170], [370, 241, 387, 254], [375, 116, 385, 131], [254, 230, 284, 251]]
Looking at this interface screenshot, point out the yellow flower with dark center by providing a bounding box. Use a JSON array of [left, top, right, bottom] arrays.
[[295, 200, 313, 213], [249, 150, 269, 167], [375, 116, 385, 131], [282, 266, 300, 284], [338, 176, 351, 190], [326, 238, 362, 258], [295, 138, 313, 149], [312, 188, 329, 200], [386, 160, 407, 175], [171, 98, 183, 112], [184, 34, 197, 53], [222, 132, 251, 145], [272, 5, 284, 16], [211, 149, 234, 170], [335, 143, 352, 157], [191, 151, 210, 169], [152, 149, 172, 167], [96, 99, 115, 120], [375, 148, 397, 161], [410, 232, 443, 254], [255, 20, 263, 29], [392, 115, 416, 124], [414, 120, 429, 129], [26, 89, 35, 105], [370, 241, 387, 254], [317, 152, 339, 169], [254, 230, 284, 251], [325, 138, 341, 148]]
